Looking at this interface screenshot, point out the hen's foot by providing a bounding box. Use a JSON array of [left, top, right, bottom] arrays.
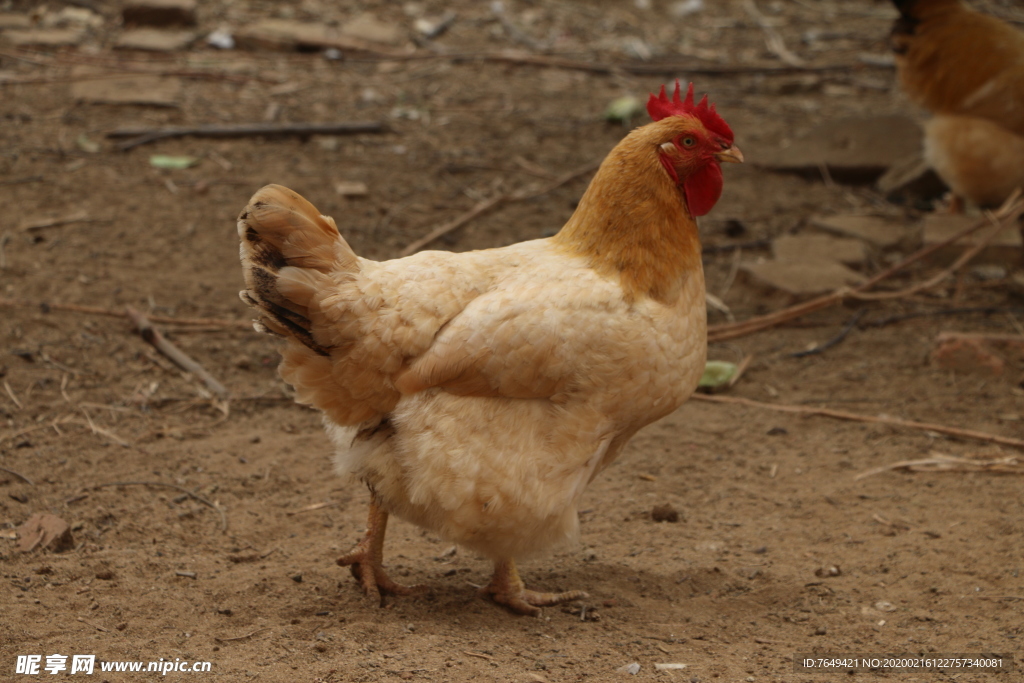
[[482, 559, 588, 617], [337, 545, 426, 600], [337, 501, 426, 604]]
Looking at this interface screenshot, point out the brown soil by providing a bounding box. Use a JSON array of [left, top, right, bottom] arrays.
[[1, 1, 1022, 681]]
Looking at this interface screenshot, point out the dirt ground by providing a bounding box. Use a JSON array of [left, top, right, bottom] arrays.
[[2, 0, 1022, 681]]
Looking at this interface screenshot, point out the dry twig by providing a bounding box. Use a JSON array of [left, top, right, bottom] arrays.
[[108, 121, 386, 151], [126, 307, 230, 400], [215, 628, 270, 643], [855, 453, 1023, 480], [0, 465, 34, 485], [87, 481, 227, 532], [708, 193, 1024, 342], [691, 393, 1024, 450], [0, 297, 251, 328], [400, 160, 600, 255]]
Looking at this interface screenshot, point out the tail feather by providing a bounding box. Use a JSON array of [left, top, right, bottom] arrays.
[[238, 184, 358, 356]]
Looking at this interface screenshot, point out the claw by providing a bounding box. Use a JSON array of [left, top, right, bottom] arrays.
[[337, 501, 427, 603], [482, 559, 588, 617]]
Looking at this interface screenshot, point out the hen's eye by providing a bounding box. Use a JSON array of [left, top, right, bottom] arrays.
[[681, 136, 696, 148]]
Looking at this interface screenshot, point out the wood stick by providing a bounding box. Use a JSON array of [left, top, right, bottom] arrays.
[[214, 628, 270, 643], [0, 465, 34, 485], [458, 50, 878, 76], [107, 121, 386, 151], [855, 453, 1023, 480], [126, 306, 230, 400], [19, 213, 108, 232], [400, 196, 505, 256], [0, 297, 252, 328], [0, 175, 44, 186], [400, 160, 599, 256], [707, 193, 1024, 342], [88, 481, 227, 532], [691, 393, 1024, 449]]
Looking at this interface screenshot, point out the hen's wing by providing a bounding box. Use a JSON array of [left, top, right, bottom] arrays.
[[240, 186, 623, 425]]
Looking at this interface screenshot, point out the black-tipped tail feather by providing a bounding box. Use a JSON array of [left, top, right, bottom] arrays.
[[238, 184, 356, 357]]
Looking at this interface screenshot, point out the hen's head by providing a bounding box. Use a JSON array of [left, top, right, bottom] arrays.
[[647, 81, 743, 217]]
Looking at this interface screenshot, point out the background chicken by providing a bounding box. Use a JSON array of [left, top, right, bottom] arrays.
[[890, 0, 1024, 208], [238, 82, 741, 615]]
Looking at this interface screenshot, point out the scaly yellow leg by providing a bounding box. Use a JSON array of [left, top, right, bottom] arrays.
[[337, 500, 426, 604], [482, 558, 588, 617]]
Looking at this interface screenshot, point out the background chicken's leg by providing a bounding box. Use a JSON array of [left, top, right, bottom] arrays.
[[337, 500, 424, 602], [482, 558, 587, 616]]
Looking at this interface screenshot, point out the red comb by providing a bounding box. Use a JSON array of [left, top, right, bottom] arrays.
[[647, 81, 733, 143]]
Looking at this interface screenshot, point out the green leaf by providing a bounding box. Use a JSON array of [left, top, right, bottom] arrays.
[[604, 95, 642, 123], [698, 360, 738, 389], [76, 133, 100, 154], [149, 154, 199, 169]]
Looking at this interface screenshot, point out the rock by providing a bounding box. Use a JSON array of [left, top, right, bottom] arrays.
[[930, 334, 1005, 376], [773, 234, 865, 267], [235, 19, 330, 51], [0, 13, 31, 29], [17, 513, 75, 553], [651, 504, 679, 523], [922, 213, 1022, 268], [876, 152, 947, 202], [2, 28, 85, 47], [122, 0, 197, 28], [742, 260, 864, 296], [810, 214, 912, 248], [70, 72, 182, 107], [757, 115, 923, 184], [334, 180, 369, 197], [115, 28, 197, 51], [340, 13, 402, 46]]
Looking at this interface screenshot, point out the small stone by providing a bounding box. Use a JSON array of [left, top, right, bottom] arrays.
[[922, 213, 1021, 268], [814, 565, 842, 578], [2, 28, 85, 47], [773, 234, 865, 267], [618, 662, 641, 675], [810, 214, 910, 248], [115, 28, 197, 51], [651, 504, 679, 523], [340, 13, 402, 45], [742, 260, 864, 296], [16, 513, 75, 553], [931, 334, 1005, 376], [0, 13, 31, 29]]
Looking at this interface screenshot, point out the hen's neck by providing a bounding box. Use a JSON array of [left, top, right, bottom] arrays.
[[552, 129, 703, 305]]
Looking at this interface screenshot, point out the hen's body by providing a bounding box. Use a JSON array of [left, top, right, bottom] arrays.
[[891, 0, 1024, 207], [238, 86, 738, 614], [321, 238, 706, 561]]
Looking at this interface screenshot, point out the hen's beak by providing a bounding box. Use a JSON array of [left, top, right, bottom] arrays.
[[715, 145, 744, 164]]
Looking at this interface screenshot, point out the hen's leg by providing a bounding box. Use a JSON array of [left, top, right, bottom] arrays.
[[482, 559, 588, 617], [337, 500, 425, 603]]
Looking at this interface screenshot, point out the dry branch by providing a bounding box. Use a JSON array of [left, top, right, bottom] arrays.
[[691, 393, 1024, 450], [708, 193, 1024, 342], [0, 297, 251, 328], [107, 121, 386, 151], [0, 465, 34, 485], [400, 160, 600, 255], [126, 307, 230, 400], [87, 481, 227, 532], [855, 453, 1024, 480], [459, 50, 876, 76]]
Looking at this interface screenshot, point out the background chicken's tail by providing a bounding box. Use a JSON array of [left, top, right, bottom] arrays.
[[238, 184, 358, 356]]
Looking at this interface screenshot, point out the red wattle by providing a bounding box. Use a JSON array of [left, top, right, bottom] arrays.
[[682, 162, 723, 217]]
